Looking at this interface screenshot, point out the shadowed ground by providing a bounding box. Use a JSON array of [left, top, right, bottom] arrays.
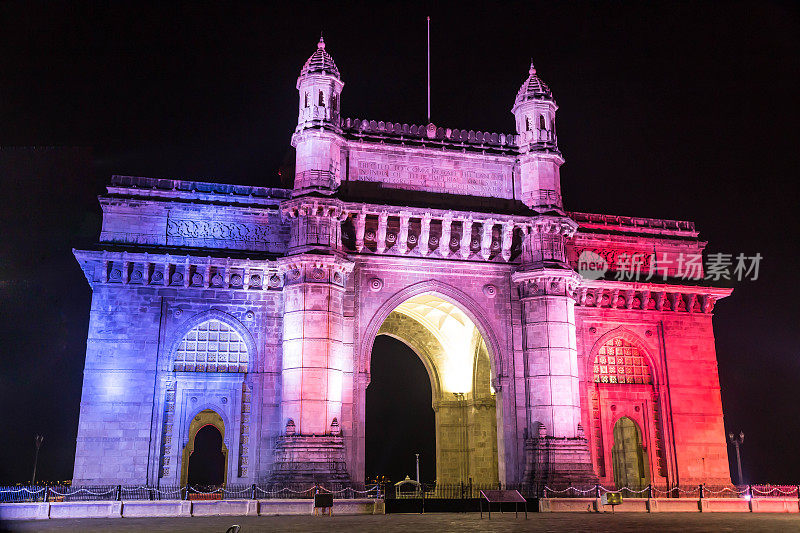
[[3, 513, 800, 532]]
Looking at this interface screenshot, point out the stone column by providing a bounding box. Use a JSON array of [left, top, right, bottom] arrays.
[[501, 220, 515, 262], [480, 218, 495, 260], [513, 218, 596, 491], [460, 217, 473, 259], [376, 211, 388, 254], [398, 211, 410, 255], [419, 213, 431, 256], [354, 211, 366, 252], [440, 213, 452, 257], [272, 255, 354, 484]]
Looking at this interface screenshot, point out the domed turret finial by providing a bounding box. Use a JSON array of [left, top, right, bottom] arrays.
[[299, 35, 340, 79], [529, 59, 536, 75]]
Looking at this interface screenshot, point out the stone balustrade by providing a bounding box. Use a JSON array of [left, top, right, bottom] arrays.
[[340, 203, 543, 262]]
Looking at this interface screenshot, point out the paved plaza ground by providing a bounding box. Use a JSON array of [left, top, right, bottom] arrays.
[[3, 513, 800, 532]]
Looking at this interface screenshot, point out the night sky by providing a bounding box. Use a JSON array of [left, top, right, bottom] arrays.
[[0, 2, 798, 484]]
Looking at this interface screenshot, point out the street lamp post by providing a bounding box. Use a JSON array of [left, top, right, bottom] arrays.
[[415, 453, 420, 483], [32, 434, 44, 485], [728, 430, 744, 485]]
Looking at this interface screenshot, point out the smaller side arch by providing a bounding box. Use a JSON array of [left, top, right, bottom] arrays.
[[167, 309, 257, 373], [180, 408, 229, 487]]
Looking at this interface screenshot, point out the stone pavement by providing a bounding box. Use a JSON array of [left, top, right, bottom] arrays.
[[3, 513, 799, 532]]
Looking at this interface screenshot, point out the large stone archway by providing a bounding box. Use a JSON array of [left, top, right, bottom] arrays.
[[364, 291, 501, 486]]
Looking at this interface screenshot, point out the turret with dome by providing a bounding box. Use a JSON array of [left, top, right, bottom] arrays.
[[512, 61, 564, 211], [291, 36, 345, 195]]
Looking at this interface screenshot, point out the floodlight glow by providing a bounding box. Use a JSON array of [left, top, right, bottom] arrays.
[[394, 294, 482, 394]]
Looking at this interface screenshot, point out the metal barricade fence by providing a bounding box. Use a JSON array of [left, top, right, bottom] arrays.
[[2, 482, 797, 502]]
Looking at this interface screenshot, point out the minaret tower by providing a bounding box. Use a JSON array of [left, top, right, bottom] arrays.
[[511, 62, 597, 490], [291, 36, 345, 195], [512, 61, 563, 210], [273, 37, 353, 484]]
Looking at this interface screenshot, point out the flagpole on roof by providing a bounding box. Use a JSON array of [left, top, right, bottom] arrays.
[[427, 16, 431, 124]]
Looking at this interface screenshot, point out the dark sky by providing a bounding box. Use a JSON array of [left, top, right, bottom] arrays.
[[0, 2, 798, 484]]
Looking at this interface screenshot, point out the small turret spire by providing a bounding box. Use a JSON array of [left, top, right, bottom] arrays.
[[529, 59, 536, 75], [318, 33, 325, 49]]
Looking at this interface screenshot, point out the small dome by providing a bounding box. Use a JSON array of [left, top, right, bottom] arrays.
[[515, 61, 553, 104], [300, 36, 340, 79]]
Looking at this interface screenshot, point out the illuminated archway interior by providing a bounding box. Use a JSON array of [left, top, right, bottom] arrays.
[[375, 293, 499, 485]]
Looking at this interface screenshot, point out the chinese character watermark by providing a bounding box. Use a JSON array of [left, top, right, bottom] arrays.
[[583, 252, 763, 282]]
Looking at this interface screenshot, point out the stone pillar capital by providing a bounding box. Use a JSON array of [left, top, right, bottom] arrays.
[[512, 268, 581, 300]]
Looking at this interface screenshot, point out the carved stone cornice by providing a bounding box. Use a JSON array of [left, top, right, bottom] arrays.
[[575, 279, 732, 314], [527, 215, 578, 238], [72, 249, 281, 290], [279, 197, 347, 221], [511, 268, 582, 300], [276, 254, 354, 287]]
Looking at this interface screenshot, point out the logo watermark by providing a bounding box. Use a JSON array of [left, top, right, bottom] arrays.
[[579, 252, 762, 282]]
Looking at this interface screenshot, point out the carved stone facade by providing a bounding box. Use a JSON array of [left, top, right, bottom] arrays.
[[72, 39, 733, 489]]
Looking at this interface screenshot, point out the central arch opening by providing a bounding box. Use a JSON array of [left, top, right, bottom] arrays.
[[368, 293, 500, 487], [366, 336, 435, 483]]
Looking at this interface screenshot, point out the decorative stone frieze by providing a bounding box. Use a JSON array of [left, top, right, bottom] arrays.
[[575, 280, 730, 314]]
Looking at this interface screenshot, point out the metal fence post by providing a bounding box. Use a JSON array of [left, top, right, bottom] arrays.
[[648, 484, 653, 499], [595, 484, 601, 498], [699, 484, 704, 499], [251, 484, 257, 500], [44, 486, 49, 503], [116, 485, 122, 501]]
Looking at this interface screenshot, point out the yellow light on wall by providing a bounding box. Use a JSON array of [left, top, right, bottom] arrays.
[[394, 294, 481, 394]]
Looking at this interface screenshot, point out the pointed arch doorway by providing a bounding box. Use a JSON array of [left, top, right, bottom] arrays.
[[181, 409, 228, 487], [612, 417, 649, 492]]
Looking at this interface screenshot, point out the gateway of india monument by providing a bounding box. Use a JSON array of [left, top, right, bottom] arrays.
[[72, 37, 733, 491]]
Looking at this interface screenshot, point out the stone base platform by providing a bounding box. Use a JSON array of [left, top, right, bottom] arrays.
[[0, 498, 384, 520], [539, 497, 800, 513]]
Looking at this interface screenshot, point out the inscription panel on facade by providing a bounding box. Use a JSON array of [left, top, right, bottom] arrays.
[[349, 149, 514, 199]]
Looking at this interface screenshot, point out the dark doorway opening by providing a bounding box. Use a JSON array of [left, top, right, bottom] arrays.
[[366, 336, 435, 484], [187, 424, 225, 486]]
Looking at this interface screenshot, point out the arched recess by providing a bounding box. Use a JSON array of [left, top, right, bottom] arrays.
[[181, 409, 229, 486], [361, 282, 504, 486], [167, 309, 257, 373], [585, 327, 669, 487], [612, 417, 650, 492], [585, 327, 662, 387]]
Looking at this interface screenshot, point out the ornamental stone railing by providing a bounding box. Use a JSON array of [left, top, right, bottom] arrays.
[[339, 203, 550, 262], [341, 118, 520, 154]]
